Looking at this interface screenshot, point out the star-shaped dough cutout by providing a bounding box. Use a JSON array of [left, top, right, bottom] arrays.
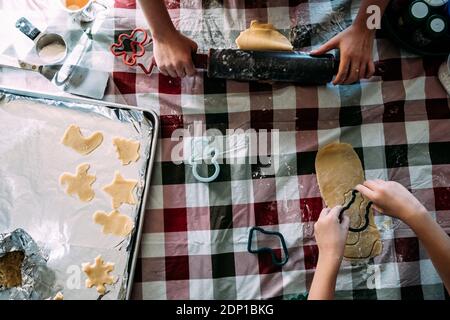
[[112, 137, 140, 165], [93, 209, 134, 237], [82, 256, 114, 295], [59, 163, 96, 202], [103, 172, 137, 209]]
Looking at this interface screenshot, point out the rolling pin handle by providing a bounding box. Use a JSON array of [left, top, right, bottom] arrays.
[[145, 54, 207, 74], [192, 53, 208, 69]]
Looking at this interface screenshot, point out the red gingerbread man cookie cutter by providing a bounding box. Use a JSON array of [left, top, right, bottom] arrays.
[[110, 28, 156, 74]]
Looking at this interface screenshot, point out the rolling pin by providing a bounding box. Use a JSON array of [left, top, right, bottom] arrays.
[[192, 49, 338, 85], [192, 49, 384, 85]]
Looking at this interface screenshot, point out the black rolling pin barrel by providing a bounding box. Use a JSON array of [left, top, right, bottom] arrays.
[[207, 49, 339, 85]]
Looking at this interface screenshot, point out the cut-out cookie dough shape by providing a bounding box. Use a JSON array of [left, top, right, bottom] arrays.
[[61, 124, 103, 155], [103, 172, 137, 209], [236, 20, 293, 51], [59, 163, 96, 202], [82, 256, 114, 295], [93, 210, 134, 237], [53, 292, 64, 300], [112, 137, 140, 165], [315, 142, 382, 260]]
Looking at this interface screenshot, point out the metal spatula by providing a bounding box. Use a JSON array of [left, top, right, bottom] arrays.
[[16, 59, 61, 81], [0, 55, 60, 81], [0, 57, 109, 100]]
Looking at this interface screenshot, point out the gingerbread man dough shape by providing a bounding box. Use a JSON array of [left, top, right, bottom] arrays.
[[103, 172, 137, 209], [315, 142, 382, 260], [61, 124, 103, 155], [82, 255, 115, 295], [93, 210, 134, 237], [59, 163, 96, 202], [112, 137, 140, 165]]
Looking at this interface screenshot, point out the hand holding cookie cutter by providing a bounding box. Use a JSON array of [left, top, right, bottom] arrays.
[[188, 137, 220, 183], [339, 189, 372, 233]]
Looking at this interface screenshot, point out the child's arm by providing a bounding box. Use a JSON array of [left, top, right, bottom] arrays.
[[356, 180, 450, 293], [308, 206, 349, 300], [139, 0, 197, 78]]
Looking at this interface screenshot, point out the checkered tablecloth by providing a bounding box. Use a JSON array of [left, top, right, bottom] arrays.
[[1, 0, 450, 300]]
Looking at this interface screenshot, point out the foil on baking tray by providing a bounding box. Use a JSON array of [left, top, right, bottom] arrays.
[[0, 229, 51, 300], [0, 90, 154, 299]]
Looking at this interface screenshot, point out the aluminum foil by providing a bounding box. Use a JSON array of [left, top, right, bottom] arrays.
[[0, 228, 53, 300], [0, 90, 153, 299]]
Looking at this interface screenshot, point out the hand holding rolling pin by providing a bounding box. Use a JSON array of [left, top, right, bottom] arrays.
[[139, 0, 197, 78], [311, 24, 377, 85], [139, 0, 389, 84], [311, 0, 390, 85]]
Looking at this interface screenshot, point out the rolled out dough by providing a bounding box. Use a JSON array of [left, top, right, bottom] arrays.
[[61, 124, 103, 155], [315, 143, 382, 260], [235, 20, 293, 51]]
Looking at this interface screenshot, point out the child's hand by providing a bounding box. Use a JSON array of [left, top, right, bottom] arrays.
[[355, 180, 427, 224], [153, 31, 198, 78], [314, 206, 349, 262]]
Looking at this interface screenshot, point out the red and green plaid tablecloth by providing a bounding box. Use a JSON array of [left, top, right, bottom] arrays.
[[2, 0, 450, 300]]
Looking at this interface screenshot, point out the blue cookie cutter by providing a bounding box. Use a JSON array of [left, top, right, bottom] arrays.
[[339, 189, 373, 232], [247, 226, 289, 266]]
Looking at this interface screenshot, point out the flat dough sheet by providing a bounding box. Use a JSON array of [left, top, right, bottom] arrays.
[[315, 143, 382, 260]]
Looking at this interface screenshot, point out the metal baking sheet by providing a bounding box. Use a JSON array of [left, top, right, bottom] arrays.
[[0, 86, 158, 300]]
